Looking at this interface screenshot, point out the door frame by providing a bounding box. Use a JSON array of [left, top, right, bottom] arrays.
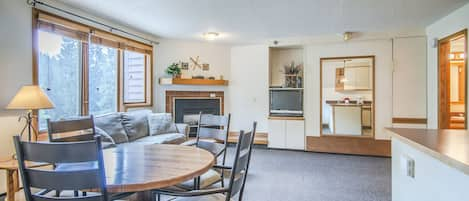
[[438, 29, 468, 129]]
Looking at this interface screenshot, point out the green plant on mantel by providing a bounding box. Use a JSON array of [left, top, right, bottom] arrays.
[[166, 63, 182, 77]]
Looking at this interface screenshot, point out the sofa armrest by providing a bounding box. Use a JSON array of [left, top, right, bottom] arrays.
[[175, 123, 190, 139]]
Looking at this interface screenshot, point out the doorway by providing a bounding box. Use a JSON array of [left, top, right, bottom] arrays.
[[438, 30, 467, 129]]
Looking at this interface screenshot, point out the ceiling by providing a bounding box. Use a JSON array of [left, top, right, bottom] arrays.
[[54, 0, 469, 44]]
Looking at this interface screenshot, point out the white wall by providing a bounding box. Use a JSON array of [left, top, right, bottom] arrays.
[[0, 0, 36, 193], [426, 3, 469, 129], [305, 40, 394, 140], [392, 138, 469, 201], [392, 37, 428, 128], [229, 45, 269, 132], [154, 38, 231, 113]]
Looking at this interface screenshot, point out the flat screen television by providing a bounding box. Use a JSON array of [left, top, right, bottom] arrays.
[[270, 89, 303, 116]]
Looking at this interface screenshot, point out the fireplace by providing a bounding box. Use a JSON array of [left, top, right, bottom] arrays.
[[166, 91, 224, 137], [174, 98, 221, 136]]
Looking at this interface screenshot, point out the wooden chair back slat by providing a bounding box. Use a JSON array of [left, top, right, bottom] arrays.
[[51, 134, 96, 143], [48, 116, 95, 142], [198, 127, 226, 141], [26, 168, 100, 190], [200, 114, 230, 127], [20, 141, 99, 163]]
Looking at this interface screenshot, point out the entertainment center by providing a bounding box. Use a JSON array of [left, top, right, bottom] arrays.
[[268, 47, 305, 150]]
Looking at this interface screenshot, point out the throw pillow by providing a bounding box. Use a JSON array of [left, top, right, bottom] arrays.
[[147, 113, 178, 135], [95, 127, 116, 144], [121, 109, 152, 141], [94, 113, 129, 144]]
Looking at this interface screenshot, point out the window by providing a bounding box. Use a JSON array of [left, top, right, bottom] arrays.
[[37, 31, 82, 129], [123, 51, 146, 103], [33, 10, 153, 130], [89, 44, 118, 115]]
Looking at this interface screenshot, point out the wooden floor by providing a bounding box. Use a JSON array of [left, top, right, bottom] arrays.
[[228, 132, 268, 145]]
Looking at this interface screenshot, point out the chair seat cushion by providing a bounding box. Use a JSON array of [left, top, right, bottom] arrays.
[[179, 169, 222, 189], [133, 133, 186, 144], [173, 193, 233, 201]]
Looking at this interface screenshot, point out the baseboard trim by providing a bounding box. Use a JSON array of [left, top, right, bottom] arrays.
[[306, 136, 391, 157], [392, 117, 427, 124]]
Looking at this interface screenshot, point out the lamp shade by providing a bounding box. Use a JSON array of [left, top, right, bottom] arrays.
[[6, 85, 54, 110]]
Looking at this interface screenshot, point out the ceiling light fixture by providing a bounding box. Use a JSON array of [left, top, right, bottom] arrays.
[[343, 32, 353, 41], [203, 32, 219, 40]]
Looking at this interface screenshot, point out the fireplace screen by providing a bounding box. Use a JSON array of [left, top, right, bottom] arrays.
[[174, 98, 221, 136]]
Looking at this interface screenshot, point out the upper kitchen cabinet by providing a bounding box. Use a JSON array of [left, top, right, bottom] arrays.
[[334, 58, 373, 91]]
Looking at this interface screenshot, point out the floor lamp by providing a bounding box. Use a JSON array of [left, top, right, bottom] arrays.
[[6, 85, 54, 141]]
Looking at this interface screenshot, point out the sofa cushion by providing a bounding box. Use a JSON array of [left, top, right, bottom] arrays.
[[94, 113, 128, 144], [133, 133, 186, 145], [121, 109, 152, 141], [147, 113, 178, 135]]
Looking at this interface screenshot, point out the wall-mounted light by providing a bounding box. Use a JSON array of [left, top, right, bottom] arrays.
[[203, 32, 219, 41]]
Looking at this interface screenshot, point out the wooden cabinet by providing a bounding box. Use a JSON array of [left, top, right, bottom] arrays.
[[268, 119, 285, 148], [268, 119, 305, 150]]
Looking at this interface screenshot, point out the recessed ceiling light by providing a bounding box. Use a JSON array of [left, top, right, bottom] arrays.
[[203, 32, 219, 40]]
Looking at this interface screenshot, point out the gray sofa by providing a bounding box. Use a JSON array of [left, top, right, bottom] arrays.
[[94, 109, 188, 147]]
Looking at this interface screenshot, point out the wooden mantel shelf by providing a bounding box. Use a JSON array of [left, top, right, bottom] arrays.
[[160, 78, 229, 86]]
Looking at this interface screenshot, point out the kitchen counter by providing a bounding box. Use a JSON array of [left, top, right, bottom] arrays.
[[387, 128, 469, 175], [327, 103, 371, 107], [387, 128, 469, 201]]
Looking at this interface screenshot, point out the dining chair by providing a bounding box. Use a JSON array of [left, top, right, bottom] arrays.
[[154, 121, 257, 201], [48, 115, 102, 197], [181, 112, 231, 190], [47, 115, 96, 142], [14, 135, 109, 201]]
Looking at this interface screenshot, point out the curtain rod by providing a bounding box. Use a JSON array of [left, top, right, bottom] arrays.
[[26, 0, 159, 45]]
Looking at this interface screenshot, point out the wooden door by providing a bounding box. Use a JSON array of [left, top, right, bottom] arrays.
[[438, 40, 451, 129]]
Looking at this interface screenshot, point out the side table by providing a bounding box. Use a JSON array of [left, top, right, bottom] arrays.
[[0, 157, 45, 201], [0, 157, 20, 201]]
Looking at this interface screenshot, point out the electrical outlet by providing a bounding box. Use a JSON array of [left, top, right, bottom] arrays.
[[407, 159, 415, 178], [401, 155, 415, 178]]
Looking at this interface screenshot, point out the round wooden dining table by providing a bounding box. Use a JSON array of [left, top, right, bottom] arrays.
[[102, 143, 215, 200]]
